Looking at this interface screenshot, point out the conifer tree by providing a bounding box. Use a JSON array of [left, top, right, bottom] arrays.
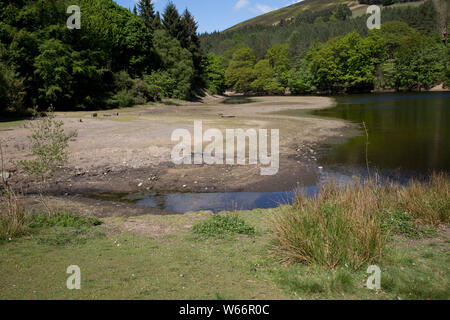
[[162, 2, 182, 40], [137, 0, 156, 29]]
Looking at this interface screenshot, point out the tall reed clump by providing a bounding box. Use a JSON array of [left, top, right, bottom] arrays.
[[271, 181, 388, 270], [0, 188, 29, 240], [270, 173, 450, 271], [396, 173, 449, 226], [0, 143, 29, 240]]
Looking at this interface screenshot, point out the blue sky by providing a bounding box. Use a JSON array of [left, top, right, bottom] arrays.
[[113, 0, 303, 33]]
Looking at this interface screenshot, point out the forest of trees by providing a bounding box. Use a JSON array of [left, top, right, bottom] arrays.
[[200, 0, 449, 94], [0, 0, 203, 116], [1, 0, 449, 116]]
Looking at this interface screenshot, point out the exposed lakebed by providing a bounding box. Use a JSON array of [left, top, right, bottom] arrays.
[[95, 92, 450, 213]]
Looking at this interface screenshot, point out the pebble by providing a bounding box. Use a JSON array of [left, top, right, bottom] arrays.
[[138, 183, 143, 187]]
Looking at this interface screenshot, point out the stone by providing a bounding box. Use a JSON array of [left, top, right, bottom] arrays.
[[0, 172, 10, 180]]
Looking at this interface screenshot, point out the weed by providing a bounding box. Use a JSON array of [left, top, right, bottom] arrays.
[[192, 214, 256, 237]]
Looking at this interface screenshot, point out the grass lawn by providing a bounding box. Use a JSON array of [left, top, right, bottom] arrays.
[[0, 208, 448, 300]]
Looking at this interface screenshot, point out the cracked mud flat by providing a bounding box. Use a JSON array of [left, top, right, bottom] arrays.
[[1, 95, 353, 216]]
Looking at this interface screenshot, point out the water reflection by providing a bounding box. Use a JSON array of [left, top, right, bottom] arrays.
[[136, 186, 319, 213], [313, 92, 450, 174]]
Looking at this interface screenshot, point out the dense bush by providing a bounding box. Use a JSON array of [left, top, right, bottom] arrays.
[[0, 0, 203, 114]]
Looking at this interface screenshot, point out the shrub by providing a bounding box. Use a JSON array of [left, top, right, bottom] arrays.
[[31, 210, 102, 229], [0, 190, 29, 241], [192, 214, 256, 237], [271, 182, 387, 270], [271, 174, 450, 270], [0, 61, 25, 115], [396, 173, 450, 225], [107, 89, 135, 108]]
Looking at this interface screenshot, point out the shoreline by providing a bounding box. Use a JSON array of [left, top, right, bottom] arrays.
[[1, 95, 352, 216]]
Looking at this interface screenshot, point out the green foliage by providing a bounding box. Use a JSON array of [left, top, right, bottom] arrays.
[[1, 0, 203, 114], [393, 34, 445, 90], [136, 0, 156, 30], [251, 59, 283, 93], [0, 60, 25, 115], [266, 43, 290, 87], [201, 0, 444, 94], [192, 214, 256, 237], [225, 47, 256, 92], [380, 209, 422, 238], [17, 111, 77, 182], [31, 210, 102, 229], [0, 188, 29, 241], [288, 59, 316, 93], [162, 1, 182, 41], [108, 90, 135, 108], [34, 39, 74, 106], [202, 53, 226, 94], [308, 31, 383, 92], [152, 29, 194, 99]]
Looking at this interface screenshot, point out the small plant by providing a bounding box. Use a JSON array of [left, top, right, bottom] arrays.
[[16, 108, 77, 213], [0, 142, 30, 241], [380, 209, 422, 239], [192, 214, 256, 237], [30, 210, 102, 229], [271, 181, 388, 270], [0, 189, 29, 241], [17, 109, 77, 183]]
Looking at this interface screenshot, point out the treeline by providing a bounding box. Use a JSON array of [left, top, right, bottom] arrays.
[[0, 0, 203, 116], [201, 0, 449, 94]]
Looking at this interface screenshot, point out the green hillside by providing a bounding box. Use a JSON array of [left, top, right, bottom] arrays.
[[226, 0, 426, 32]]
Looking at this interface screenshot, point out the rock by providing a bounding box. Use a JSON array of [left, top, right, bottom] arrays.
[[284, 87, 292, 95], [0, 172, 10, 180], [92, 113, 98, 118], [138, 183, 143, 187]]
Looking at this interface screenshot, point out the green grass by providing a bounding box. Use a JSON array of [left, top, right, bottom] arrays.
[[192, 213, 256, 237], [0, 174, 448, 300], [0, 206, 448, 300], [0, 119, 26, 129], [30, 210, 102, 229]]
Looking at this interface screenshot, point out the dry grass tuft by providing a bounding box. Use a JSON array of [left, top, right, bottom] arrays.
[[271, 173, 450, 270], [0, 188, 29, 240]]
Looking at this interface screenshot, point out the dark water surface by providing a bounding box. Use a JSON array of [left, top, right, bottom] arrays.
[[136, 188, 319, 213], [313, 92, 450, 176], [222, 96, 254, 104]]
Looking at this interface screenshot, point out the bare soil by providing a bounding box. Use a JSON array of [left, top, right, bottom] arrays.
[[1, 95, 352, 216]]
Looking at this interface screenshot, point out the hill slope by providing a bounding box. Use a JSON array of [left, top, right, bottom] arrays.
[[226, 0, 426, 32]]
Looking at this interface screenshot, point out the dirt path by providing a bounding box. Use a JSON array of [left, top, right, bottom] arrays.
[[1, 95, 352, 216]]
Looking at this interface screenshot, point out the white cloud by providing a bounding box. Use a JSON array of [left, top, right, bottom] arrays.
[[234, 0, 250, 11], [250, 3, 277, 14]]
